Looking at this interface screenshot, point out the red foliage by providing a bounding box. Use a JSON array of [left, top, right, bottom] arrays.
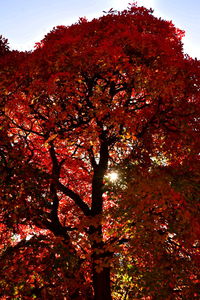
[[0, 4, 199, 299]]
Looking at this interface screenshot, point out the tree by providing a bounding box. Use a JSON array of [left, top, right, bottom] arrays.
[[0, 35, 9, 57], [0, 4, 200, 299]]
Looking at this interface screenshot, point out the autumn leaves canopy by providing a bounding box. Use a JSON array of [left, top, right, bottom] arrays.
[[0, 4, 200, 299]]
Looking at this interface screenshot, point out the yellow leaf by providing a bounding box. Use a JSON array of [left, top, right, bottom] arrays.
[[45, 134, 58, 144]]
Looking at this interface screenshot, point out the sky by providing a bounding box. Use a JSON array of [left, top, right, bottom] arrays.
[[0, 0, 199, 59]]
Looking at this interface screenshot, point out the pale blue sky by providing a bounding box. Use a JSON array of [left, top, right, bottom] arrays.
[[0, 0, 199, 58]]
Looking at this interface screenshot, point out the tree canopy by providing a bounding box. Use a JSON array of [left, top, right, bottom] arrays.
[[0, 4, 200, 299]]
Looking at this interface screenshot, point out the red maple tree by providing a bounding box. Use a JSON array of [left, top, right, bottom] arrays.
[[0, 4, 200, 299]]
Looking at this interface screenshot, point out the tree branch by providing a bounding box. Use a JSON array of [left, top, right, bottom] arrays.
[[88, 146, 97, 169], [57, 181, 91, 216]]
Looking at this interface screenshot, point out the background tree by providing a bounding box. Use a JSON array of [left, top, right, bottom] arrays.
[[0, 4, 199, 299], [0, 35, 9, 57]]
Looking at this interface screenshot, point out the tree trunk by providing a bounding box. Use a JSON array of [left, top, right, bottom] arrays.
[[92, 265, 112, 300], [90, 138, 112, 299], [90, 225, 112, 300]]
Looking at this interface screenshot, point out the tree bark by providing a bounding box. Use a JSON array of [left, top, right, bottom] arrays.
[[90, 136, 112, 299], [92, 265, 112, 300], [89, 224, 112, 300]]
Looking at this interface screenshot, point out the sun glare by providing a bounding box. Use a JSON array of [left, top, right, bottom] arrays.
[[107, 171, 119, 182]]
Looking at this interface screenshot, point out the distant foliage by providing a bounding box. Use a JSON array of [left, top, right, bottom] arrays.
[[0, 35, 9, 57]]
